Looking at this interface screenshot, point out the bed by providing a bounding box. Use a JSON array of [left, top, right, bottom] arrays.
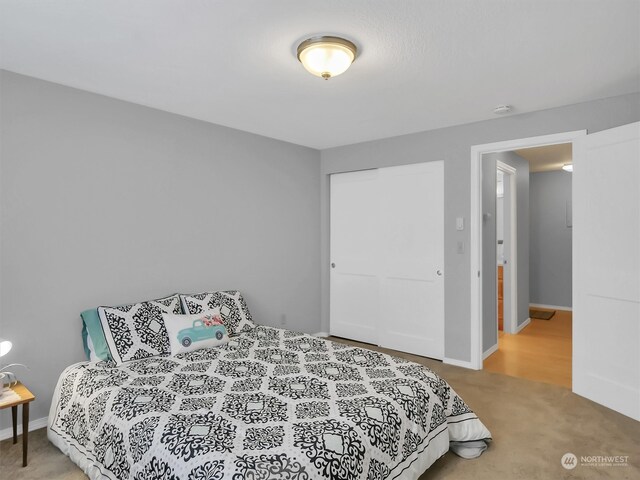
[[49, 324, 490, 480]]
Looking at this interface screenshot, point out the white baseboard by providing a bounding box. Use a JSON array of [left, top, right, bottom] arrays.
[[443, 357, 478, 370], [515, 317, 531, 333], [483, 343, 499, 359], [0, 416, 48, 441], [529, 303, 572, 312], [313, 332, 329, 338]]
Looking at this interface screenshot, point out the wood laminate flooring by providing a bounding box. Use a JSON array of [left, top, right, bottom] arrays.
[[484, 309, 572, 389]]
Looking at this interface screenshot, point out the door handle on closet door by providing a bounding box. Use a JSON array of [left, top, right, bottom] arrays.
[[436, 270, 443, 276]]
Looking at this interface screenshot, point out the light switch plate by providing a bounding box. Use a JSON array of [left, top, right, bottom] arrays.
[[456, 217, 464, 231]]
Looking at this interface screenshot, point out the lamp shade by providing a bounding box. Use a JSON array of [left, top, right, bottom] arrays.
[[0, 338, 12, 357], [562, 164, 573, 172], [297, 36, 357, 79]]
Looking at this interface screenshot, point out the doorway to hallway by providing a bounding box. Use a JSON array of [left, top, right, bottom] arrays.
[[480, 141, 574, 389]]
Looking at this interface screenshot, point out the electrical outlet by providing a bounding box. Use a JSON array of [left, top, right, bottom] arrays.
[[457, 241, 465, 254]]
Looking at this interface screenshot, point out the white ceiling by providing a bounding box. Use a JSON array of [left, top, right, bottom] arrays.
[[1, 1, 639, 149], [515, 143, 572, 173]]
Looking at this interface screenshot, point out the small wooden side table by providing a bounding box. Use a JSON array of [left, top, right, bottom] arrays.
[[0, 382, 35, 467]]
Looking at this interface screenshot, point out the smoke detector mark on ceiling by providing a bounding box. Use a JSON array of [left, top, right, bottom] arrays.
[[493, 105, 512, 115]]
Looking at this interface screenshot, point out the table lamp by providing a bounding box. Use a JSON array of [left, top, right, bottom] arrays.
[[0, 338, 26, 394], [0, 338, 12, 357]]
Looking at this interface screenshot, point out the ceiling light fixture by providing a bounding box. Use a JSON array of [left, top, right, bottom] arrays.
[[562, 164, 573, 172], [297, 36, 357, 80]]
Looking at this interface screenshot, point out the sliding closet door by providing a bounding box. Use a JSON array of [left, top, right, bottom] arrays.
[[378, 162, 444, 359], [330, 162, 445, 359], [329, 169, 380, 344]]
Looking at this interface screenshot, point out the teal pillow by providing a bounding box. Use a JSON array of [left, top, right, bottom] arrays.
[[81, 308, 111, 361], [81, 321, 90, 359]]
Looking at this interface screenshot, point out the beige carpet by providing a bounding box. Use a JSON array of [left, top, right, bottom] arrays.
[[1, 338, 638, 480]]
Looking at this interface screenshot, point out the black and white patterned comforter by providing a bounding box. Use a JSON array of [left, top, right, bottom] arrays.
[[49, 326, 491, 480]]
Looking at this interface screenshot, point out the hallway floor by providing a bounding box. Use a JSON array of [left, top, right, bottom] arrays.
[[484, 308, 572, 388]]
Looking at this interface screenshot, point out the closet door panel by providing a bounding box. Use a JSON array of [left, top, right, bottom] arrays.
[[378, 162, 445, 359], [329, 162, 445, 359], [329, 169, 379, 344]]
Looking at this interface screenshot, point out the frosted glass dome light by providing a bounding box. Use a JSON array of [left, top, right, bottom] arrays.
[[297, 36, 357, 80]]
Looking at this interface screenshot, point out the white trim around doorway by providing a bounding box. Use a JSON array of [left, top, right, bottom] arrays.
[[469, 130, 586, 370]]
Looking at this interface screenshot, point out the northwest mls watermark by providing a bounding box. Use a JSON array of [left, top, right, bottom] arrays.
[[561, 453, 630, 469]]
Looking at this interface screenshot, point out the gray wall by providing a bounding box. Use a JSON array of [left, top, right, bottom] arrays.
[[0, 71, 321, 425], [1, 70, 639, 425], [482, 152, 530, 352], [530, 170, 573, 307], [321, 92, 640, 363]]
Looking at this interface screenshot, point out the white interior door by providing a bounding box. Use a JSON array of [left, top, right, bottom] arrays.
[[330, 169, 380, 344], [330, 162, 445, 359], [573, 122, 640, 420], [378, 163, 444, 358]]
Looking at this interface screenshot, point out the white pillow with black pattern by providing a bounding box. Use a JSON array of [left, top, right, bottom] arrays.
[[98, 294, 181, 365], [179, 290, 255, 336]]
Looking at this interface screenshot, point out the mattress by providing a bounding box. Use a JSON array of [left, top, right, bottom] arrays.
[[48, 325, 491, 479]]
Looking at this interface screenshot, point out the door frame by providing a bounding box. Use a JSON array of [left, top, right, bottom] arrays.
[[496, 160, 517, 335], [469, 130, 586, 370]]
